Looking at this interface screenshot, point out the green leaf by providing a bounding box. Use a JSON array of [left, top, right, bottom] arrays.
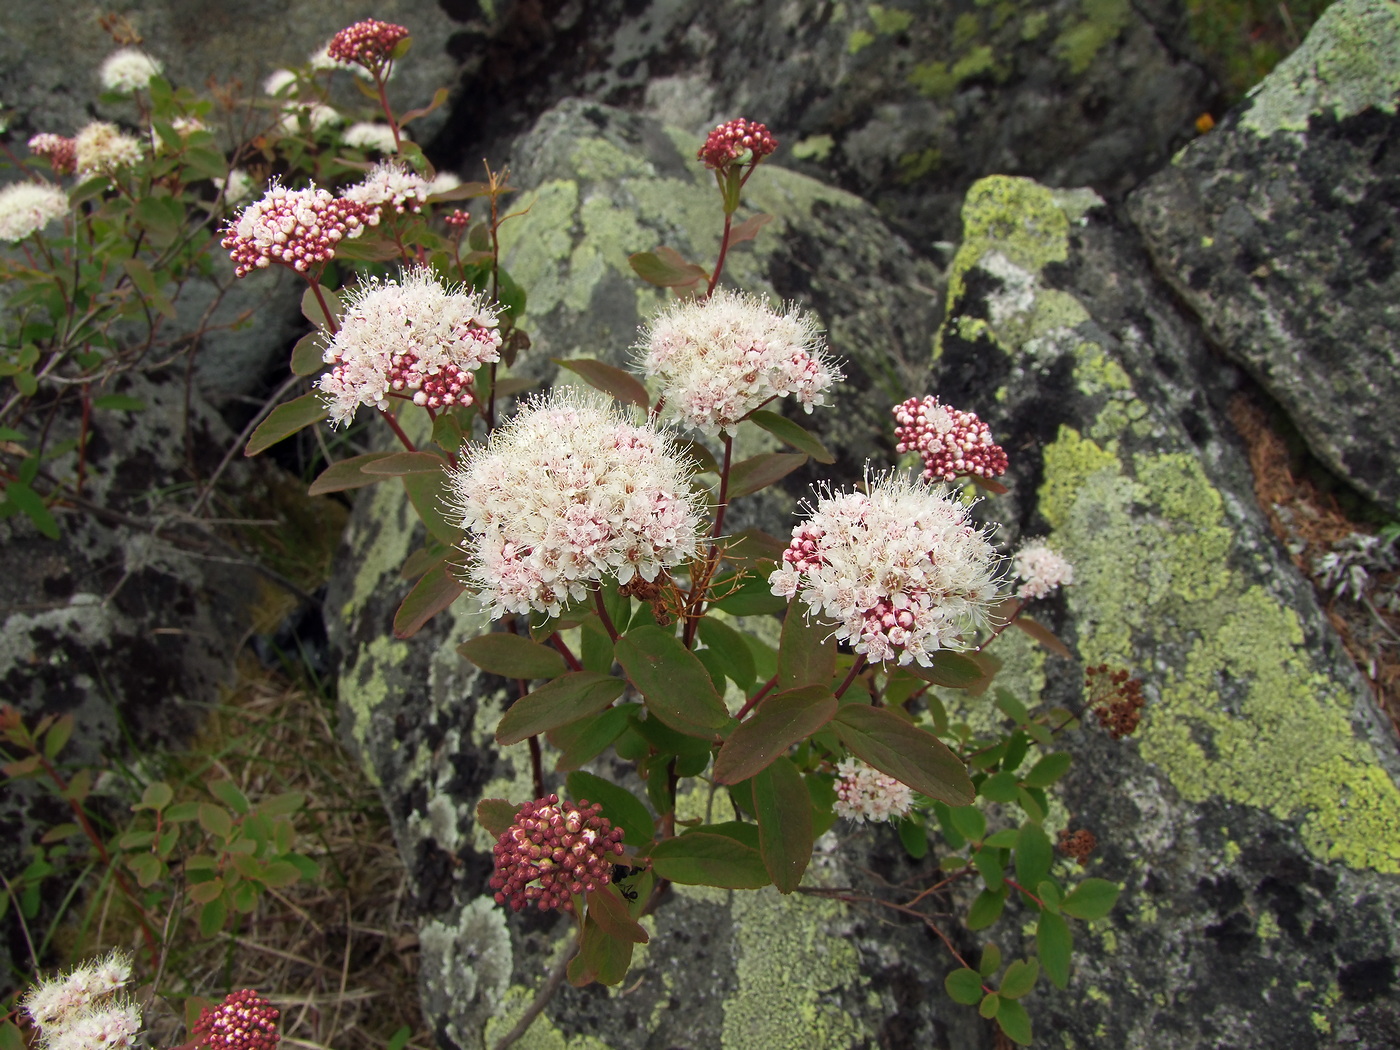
[[256, 791, 305, 818], [980, 771, 1019, 802], [1037, 910, 1072, 989], [386, 1026, 411, 1050], [400, 86, 450, 128], [1037, 879, 1062, 914], [458, 632, 567, 680], [127, 853, 162, 887], [713, 686, 837, 784], [568, 913, 635, 987], [1, 1020, 27, 1050], [300, 283, 342, 328], [259, 861, 302, 888], [696, 616, 756, 691], [628, 246, 707, 288], [649, 826, 771, 889], [1060, 878, 1121, 921], [4, 482, 59, 539], [393, 563, 465, 639], [1000, 958, 1039, 999], [614, 625, 730, 736], [996, 999, 1033, 1046], [898, 815, 929, 859], [432, 411, 466, 453], [747, 410, 835, 463], [91, 394, 146, 412], [198, 803, 233, 840], [984, 828, 1021, 849], [289, 331, 325, 376], [564, 770, 656, 851], [949, 805, 986, 842], [244, 393, 327, 456], [832, 704, 974, 805], [165, 801, 200, 822], [967, 888, 1006, 930], [753, 757, 813, 893], [1012, 615, 1074, 658], [727, 452, 808, 500], [943, 967, 984, 1006], [199, 896, 228, 937], [550, 705, 632, 772], [972, 846, 1005, 891], [361, 450, 450, 476], [401, 469, 460, 547], [307, 451, 395, 494], [187, 877, 224, 904], [994, 689, 1030, 724], [210, 780, 250, 815], [777, 607, 837, 691], [496, 672, 624, 746], [586, 885, 649, 943], [1017, 786, 1047, 822], [1014, 821, 1053, 890], [907, 651, 988, 690], [553, 357, 649, 411], [710, 570, 789, 616], [476, 798, 517, 839], [978, 943, 1002, 977], [978, 992, 1001, 1019], [1023, 752, 1072, 788], [43, 714, 75, 760]]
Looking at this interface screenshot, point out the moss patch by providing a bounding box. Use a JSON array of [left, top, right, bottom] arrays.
[[1054, 0, 1131, 75]]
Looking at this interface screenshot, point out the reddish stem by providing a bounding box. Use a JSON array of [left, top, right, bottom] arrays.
[[976, 598, 1025, 653], [735, 673, 779, 721], [376, 74, 402, 151], [378, 408, 417, 452], [548, 633, 583, 672], [834, 654, 868, 700], [593, 586, 619, 643], [682, 433, 733, 648], [1003, 877, 1046, 909], [304, 275, 339, 337], [705, 211, 734, 299]]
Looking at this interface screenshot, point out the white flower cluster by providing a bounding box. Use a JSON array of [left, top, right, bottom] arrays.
[[277, 103, 343, 136], [449, 390, 705, 617], [0, 182, 69, 243], [1013, 542, 1074, 600], [318, 266, 502, 425], [98, 48, 161, 94], [263, 68, 298, 96], [74, 122, 144, 176], [343, 122, 400, 154], [637, 289, 841, 433], [833, 758, 914, 822], [21, 950, 140, 1050], [342, 160, 431, 219], [214, 168, 255, 206], [770, 472, 1003, 666]]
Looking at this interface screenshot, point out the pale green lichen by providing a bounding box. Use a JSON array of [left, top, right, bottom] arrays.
[[420, 896, 513, 1047], [1054, 0, 1131, 74], [721, 889, 866, 1050], [1239, 0, 1400, 136], [867, 3, 914, 34], [339, 634, 409, 783], [484, 984, 616, 1050], [1257, 910, 1281, 940], [791, 134, 835, 161], [847, 28, 875, 54]]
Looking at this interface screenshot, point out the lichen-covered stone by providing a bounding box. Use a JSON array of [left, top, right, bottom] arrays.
[[1127, 0, 1400, 513], [937, 172, 1400, 1047]]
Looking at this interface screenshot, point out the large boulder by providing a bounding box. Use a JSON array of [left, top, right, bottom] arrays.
[[1127, 0, 1400, 514]]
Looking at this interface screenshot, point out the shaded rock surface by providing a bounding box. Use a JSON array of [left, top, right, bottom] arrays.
[[1128, 0, 1400, 514]]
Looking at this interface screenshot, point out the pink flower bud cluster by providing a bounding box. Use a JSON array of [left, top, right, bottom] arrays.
[[222, 181, 368, 277], [490, 795, 625, 914], [450, 390, 704, 617], [892, 396, 1008, 483], [638, 289, 841, 434], [698, 118, 777, 170], [1013, 542, 1074, 600], [445, 208, 470, 229], [193, 990, 279, 1050], [326, 19, 410, 72], [833, 758, 914, 822], [28, 133, 78, 175], [318, 266, 501, 426], [770, 472, 1003, 666]]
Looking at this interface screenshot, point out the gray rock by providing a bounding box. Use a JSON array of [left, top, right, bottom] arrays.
[[1127, 0, 1400, 513]]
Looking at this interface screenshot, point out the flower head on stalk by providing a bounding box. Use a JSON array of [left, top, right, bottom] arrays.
[[98, 48, 162, 94], [193, 989, 280, 1050], [833, 758, 914, 822], [343, 122, 400, 154], [490, 795, 625, 914], [1013, 542, 1073, 600], [326, 19, 410, 79], [698, 118, 777, 172], [341, 160, 432, 222], [28, 133, 77, 176], [221, 180, 368, 277], [892, 395, 1008, 483], [637, 289, 840, 434], [317, 266, 501, 425], [21, 950, 139, 1050], [0, 182, 69, 243], [449, 389, 704, 618], [770, 471, 1003, 666], [74, 122, 143, 176]]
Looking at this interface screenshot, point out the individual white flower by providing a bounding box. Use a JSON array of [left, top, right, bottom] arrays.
[[74, 122, 144, 176], [99, 48, 161, 94], [427, 170, 462, 196], [317, 266, 502, 425], [449, 389, 706, 618], [1013, 542, 1074, 600], [263, 68, 297, 96], [0, 182, 69, 242], [833, 758, 914, 822], [637, 288, 841, 433], [213, 168, 254, 206], [341, 160, 432, 221], [343, 122, 400, 153], [770, 471, 1003, 666]]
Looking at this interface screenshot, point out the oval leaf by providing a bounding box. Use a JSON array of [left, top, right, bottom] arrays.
[[1012, 615, 1074, 658], [944, 967, 984, 1006], [586, 885, 649, 943], [1014, 821, 1053, 890], [308, 451, 396, 495], [714, 686, 837, 784], [614, 625, 729, 735], [566, 770, 656, 851], [496, 672, 625, 746], [549, 706, 632, 772], [748, 410, 834, 464], [905, 650, 988, 690], [832, 704, 974, 805], [1000, 958, 1040, 1000], [726, 452, 808, 500], [554, 357, 649, 410], [361, 451, 450, 476], [753, 757, 813, 893], [628, 247, 707, 288], [476, 798, 517, 839], [996, 999, 1033, 1046], [300, 283, 342, 328], [1060, 878, 1121, 921], [649, 828, 770, 889], [393, 564, 465, 639], [458, 633, 567, 680], [245, 392, 328, 456], [1036, 910, 1072, 989], [401, 470, 459, 547], [289, 331, 324, 376], [777, 608, 837, 691]]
